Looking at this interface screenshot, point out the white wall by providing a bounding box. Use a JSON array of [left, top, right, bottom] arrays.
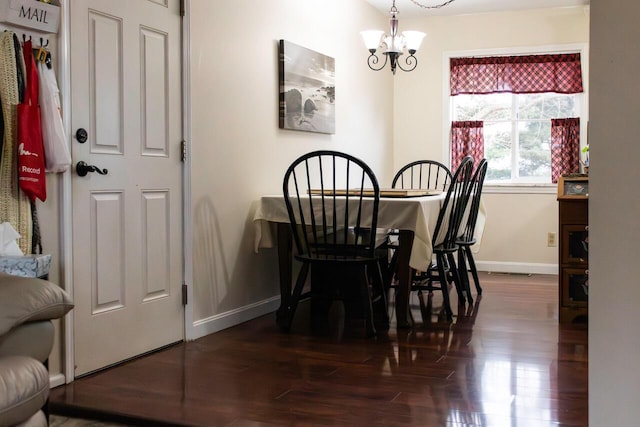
[[393, 6, 590, 271], [589, 0, 640, 424], [189, 0, 394, 327]]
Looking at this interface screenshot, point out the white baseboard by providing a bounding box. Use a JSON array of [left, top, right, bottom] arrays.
[[50, 373, 65, 389], [189, 296, 281, 341], [475, 261, 558, 275], [189, 262, 556, 341]]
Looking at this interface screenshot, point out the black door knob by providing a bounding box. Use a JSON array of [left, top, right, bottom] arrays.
[[76, 161, 108, 177], [75, 128, 88, 143]]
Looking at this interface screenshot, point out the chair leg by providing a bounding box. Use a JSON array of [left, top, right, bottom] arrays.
[[309, 270, 332, 335], [436, 253, 453, 321], [464, 245, 482, 295], [385, 247, 399, 291], [418, 289, 435, 325], [283, 263, 309, 332], [369, 261, 390, 329], [456, 248, 474, 305], [360, 267, 377, 337], [447, 252, 469, 306]]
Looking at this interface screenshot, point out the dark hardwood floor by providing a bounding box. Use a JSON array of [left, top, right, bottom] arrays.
[[49, 272, 588, 426]]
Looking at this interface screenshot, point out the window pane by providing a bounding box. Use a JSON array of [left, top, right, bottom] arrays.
[[484, 122, 512, 181], [453, 93, 512, 121], [517, 121, 551, 181], [518, 93, 577, 120]]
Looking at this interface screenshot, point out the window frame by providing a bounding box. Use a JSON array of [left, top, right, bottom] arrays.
[[443, 43, 589, 194]]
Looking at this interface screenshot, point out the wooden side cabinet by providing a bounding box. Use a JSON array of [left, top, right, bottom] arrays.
[[557, 175, 588, 323]]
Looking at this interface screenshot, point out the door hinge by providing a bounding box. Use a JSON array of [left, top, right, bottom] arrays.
[[181, 140, 187, 162], [180, 0, 186, 17], [182, 282, 188, 305]]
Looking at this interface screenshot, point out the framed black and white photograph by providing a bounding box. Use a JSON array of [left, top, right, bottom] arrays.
[[278, 40, 335, 134]]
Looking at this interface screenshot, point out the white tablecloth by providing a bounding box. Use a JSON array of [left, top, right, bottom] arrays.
[[253, 194, 458, 272]]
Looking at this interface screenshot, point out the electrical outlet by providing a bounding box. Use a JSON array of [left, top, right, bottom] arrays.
[[547, 232, 557, 247]]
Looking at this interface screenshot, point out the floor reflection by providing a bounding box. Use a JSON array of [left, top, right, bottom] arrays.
[[382, 285, 582, 426], [409, 291, 489, 426]]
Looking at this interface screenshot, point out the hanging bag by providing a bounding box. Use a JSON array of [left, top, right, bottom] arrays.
[[38, 52, 71, 173], [17, 40, 46, 202]]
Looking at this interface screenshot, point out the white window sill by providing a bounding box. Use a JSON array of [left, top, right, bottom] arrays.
[[484, 183, 557, 194]]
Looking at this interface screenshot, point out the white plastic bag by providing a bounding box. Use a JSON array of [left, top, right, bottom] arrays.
[[38, 61, 71, 173]]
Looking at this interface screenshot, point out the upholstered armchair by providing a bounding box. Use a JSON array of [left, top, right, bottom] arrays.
[[0, 273, 73, 427]]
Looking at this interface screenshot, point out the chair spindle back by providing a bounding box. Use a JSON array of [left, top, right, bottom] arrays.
[[283, 150, 380, 261]]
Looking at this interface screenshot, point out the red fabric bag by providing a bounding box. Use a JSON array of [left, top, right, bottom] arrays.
[[17, 40, 46, 202]]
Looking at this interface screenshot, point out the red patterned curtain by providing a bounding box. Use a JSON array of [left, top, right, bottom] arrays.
[[551, 118, 580, 183], [450, 54, 584, 95], [451, 121, 484, 172]]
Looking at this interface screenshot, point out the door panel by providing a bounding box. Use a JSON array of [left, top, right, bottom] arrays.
[[90, 11, 123, 154], [142, 191, 171, 300], [71, 0, 183, 376], [92, 192, 125, 313]]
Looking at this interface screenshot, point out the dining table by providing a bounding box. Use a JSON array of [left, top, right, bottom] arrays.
[[252, 191, 485, 328]]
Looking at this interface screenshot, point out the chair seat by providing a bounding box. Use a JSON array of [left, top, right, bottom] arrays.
[[433, 242, 460, 254], [456, 237, 477, 246], [295, 253, 383, 264], [296, 228, 389, 262]]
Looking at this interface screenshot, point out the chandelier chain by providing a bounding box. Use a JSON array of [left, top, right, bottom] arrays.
[[409, 0, 456, 9]]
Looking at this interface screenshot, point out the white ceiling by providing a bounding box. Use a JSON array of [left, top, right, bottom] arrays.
[[365, 0, 589, 17]]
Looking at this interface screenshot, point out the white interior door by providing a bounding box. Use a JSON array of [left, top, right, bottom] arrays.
[[70, 0, 184, 376]]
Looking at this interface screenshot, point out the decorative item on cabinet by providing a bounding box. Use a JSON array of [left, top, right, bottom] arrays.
[[557, 174, 588, 323], [581, 144, 589, 174]]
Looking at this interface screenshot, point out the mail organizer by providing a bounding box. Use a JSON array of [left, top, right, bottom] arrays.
[[0, 0, 60, 34]]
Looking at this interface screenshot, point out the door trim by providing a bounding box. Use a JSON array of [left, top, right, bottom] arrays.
[[59, 0, 75, 384], [182, 0, 195, 341]]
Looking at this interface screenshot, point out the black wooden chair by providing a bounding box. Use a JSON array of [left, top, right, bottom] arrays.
[[385, 160, 453, 286], [456, 159, 488, 301], [391, 159, 452, 191], [282, 150, 388, 337], [412, 156, 474, 321]]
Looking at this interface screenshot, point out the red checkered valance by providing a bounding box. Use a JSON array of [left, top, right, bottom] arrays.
[[450, 53, 584, 95]]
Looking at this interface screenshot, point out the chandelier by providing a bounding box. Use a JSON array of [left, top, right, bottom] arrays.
[[361, 0, 456, 75]]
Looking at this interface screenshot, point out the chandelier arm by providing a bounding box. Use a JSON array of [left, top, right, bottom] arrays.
[[409, 0, 456, 9], [396, 53, 418, 73], [367, 51, 389, 72]]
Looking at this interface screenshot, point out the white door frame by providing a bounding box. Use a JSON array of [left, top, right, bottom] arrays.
[[182, 0, 196, 342], [58, 0, 195, 383]]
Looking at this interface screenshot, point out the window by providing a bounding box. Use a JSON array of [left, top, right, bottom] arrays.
[[452, 92, 581, 183], [447, 47, 587, 186]]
